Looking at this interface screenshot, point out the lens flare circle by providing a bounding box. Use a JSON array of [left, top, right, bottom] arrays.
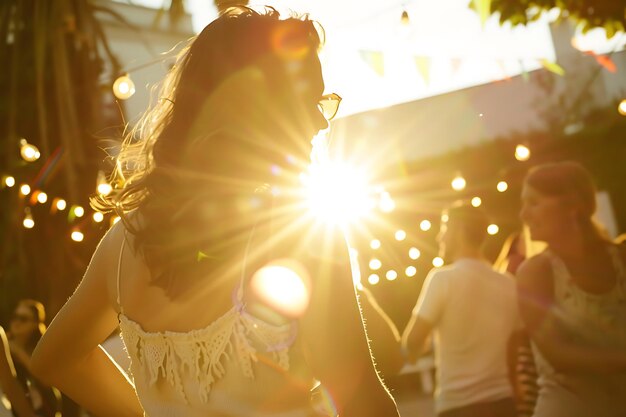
[[250, 259, 311, 318]]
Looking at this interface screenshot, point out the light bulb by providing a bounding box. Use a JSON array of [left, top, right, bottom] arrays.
[[20, 184, 31, 196], [71, 230, 84, 242], [112, 74, 136, 100], [36, 192, 48, 204], [23, 210, 34, 229], [19, 139, 40, 162], [55, 199, 67, 211], [4, 176, 15, 187], [73, 205, 85, 217]]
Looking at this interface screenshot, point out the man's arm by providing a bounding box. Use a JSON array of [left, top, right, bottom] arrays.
[[401, 315, 433, 363]]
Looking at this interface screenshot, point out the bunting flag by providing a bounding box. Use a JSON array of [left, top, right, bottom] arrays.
[[584, 51, 617, 73], [414, 56, 431, 85], [359, 50, 384, 76], [450, 58, 463, 76], [540, 59, 565, 76], [472, 0, 492, 27]]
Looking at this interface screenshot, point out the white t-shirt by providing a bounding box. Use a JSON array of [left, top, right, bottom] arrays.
[[413, 258, 521, 413]]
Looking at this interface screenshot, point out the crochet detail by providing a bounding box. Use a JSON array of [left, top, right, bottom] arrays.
[[119, 307, 293, 403]]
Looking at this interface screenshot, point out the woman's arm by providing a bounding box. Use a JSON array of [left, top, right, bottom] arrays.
[[0, 327, 36, 417], [31, 224, 144, 417], [517, 255, 626, 373], [299, 227, 400, 417]]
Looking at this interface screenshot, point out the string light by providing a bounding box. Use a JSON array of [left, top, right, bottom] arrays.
[[618, 99, 626, 116], [19, 139, 40, 162], [385, 270, 398, 281], [112, 74, 136, 100], [36, 192, 48, 204], [370, 239, 381, 250], [23, 209, 34, 229], [55, 198, 67, 211], [515, 144, 531, 161], [405, 266, 417, 277], [471, 196, 482, 207], [3, 176, 15, 187], [419, 220, 432, 231], [73, 205, 85, 217], [368, 274, 380, 285], [451, 174, 466, 191], [432, 257, 444, 267], [487, 224, 500, 235], [92, 212, 104, 223], [71, 230, 84, 242], [96, 171, 112, 196], [20, 184, 31, 196], [409, 247, 421, 260], [497, 181, 508, 192], [395, 229, 406, 241], [369, 258, 382, 270]]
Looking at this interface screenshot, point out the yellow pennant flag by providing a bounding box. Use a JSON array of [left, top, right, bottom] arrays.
[[359, 50, 385, 76], [540, 59, 565, 76], [472, 0, 491, 27], [415, 56, 431, 84]]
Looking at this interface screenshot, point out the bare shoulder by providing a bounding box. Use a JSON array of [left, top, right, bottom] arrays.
[[516, 252, 554, 295]]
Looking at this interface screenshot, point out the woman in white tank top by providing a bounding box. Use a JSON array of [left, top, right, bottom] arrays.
[[30, 7, 400, 417], [517, 161, 626, 417]]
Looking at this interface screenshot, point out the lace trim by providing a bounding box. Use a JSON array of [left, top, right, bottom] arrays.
[[119, 308, 293, 403]]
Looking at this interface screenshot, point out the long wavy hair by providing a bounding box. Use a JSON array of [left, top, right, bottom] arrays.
[[93, 7, 323, 293]]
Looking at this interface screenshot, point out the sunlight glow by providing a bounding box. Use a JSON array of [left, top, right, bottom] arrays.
[[250, 260, 310, 318], [303, 161, 373, 225]]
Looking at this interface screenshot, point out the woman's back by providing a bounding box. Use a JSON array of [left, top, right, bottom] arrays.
[[114, 216, 318, 416]]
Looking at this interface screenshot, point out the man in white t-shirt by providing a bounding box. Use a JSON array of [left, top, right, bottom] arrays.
[[402, 203, 521, 417]]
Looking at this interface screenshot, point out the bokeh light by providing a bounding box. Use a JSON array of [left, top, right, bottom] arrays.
[[395, 229, 406, 241], [515, 144, 530, 161], [55, 199, 67, 211], [419, 219, 432, 231], [20, 184, 31, 196], [409, 247, 421, 260], [71, 230, 84, 242], [19, 139, 40, 162], [23, 210, 34, 229], [497, 181, 508, 192], [4, 176, 15, 187], [250, 260, 310, 318], [73, 206, 85, 217], [36, 192, 48, 204], [385, 270, 398, 281], [451, 175, 466, 191], [97, 183, 112, 196], [368, 274, 380, 285], [93, 212, 104, 223], [405, 266, 417, 277], [112, 74, 136, 100], [370, 239, 381, 250], [432, 257, 444, 267], [487, 224, 500, 235], [471, 196, 482, 207], [379, 192, 396, 213], [618, 99, 626, 116], [369, 258, 382, 270]]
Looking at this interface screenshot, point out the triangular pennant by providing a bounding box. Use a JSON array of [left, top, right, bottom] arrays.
[[414, 56, 431, 85], [540, 59, 565, 76], [359, 50, 384, 76], [584, 50, 617, 73], [472, 0, 491, 27], [450, 58, 462, 75]]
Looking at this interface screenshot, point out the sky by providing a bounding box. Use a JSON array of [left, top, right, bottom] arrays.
[[118, 0, 625, 117]]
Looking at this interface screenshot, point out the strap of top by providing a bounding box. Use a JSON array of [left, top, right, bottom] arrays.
[[117, 236, 126, 314]]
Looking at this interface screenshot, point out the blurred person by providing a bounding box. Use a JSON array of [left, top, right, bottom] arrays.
[[517, 161, 626, 417], [0, 326, 36, 417], [7, 301, 59, 417], [31, 7, 399, 417], [402, 203, 520, 417]]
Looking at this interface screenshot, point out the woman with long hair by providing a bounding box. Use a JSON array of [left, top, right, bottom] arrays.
[[517, 161, 626, 417], [31, 7, 399, 417]]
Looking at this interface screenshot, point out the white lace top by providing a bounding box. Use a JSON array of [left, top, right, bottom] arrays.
[[115, 238, 316, 417]]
